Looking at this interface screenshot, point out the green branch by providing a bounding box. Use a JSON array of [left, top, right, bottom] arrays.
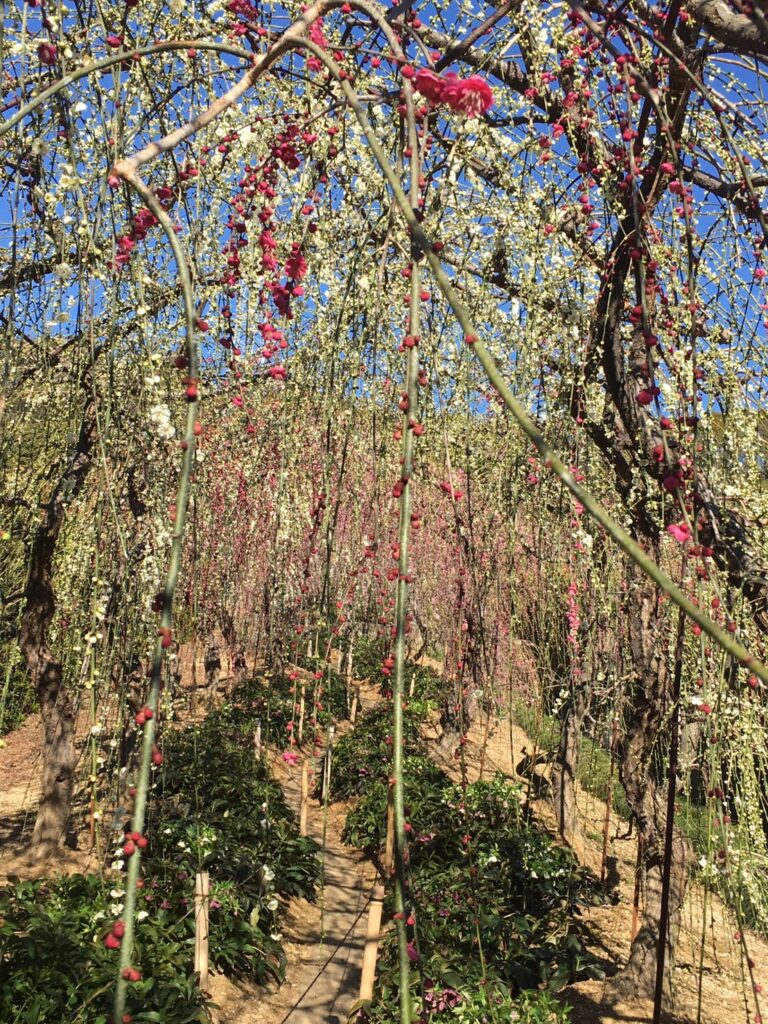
[[109, 173, 199, 1023]]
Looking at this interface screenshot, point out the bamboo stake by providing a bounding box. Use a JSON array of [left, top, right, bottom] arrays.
[[359, 883, 385, 1002], [194, 871, 210, 992], [191, 641, 198, 718], [323, 725, 335, 801], [350, 685, 360, 725], [298, 683, 306, 744], [254, 720, 262, 758], [300, 758, 309, 837], [631, 836, 644, 943], [478, 699, 493, 782]]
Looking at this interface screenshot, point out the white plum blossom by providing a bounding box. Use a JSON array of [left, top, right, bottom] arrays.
[[149, 403, 176, 440]]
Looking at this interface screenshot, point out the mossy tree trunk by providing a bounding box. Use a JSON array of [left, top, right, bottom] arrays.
[[19, 404, 95, 859]]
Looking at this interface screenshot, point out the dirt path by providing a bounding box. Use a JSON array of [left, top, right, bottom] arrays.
[[212, 696, 380, 1024], [211, 760, 375, 1024], [0, 713, 43, 848], [269, 761, 373, 1024]]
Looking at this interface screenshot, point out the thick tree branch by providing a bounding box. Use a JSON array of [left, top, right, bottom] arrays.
[[686, 0, 768, 55]]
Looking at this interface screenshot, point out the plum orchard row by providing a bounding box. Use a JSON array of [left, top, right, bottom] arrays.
[[5, 2, 768, 1024]]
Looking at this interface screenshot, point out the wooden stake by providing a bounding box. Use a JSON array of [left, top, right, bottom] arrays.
[[359, 883, 385, 1002], [350, 685, 360, 725], [254, 720, 262, 758], [194, 871, 210, 992], [300, 758, 309, 837], [298, 683, 306, 743]]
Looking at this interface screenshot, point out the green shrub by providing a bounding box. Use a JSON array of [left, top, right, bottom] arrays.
[[513, 705, 631, 820], [357, 980, 571, 1023], [150, 719, 320, 907], [0, 656, 36, 736], [342, 755, 450, 853], [0, 873, 209, 1024], [352, 635, 387, 682], [0, 684, 323, 1023], [409, 665, 445, 706], [351, 767, 603, 1022], [225, 667, 349, 751], [329, 704, 424, 800]]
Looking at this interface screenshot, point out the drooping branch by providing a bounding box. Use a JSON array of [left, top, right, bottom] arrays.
[[335, 70, 768, 683]]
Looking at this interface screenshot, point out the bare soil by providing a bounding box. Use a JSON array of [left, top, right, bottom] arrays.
[[0, 709, 102, 880], [211, 686, 381, 1023]]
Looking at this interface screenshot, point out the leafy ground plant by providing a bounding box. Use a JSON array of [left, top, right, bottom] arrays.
[[0, 686, 321, 1023], [329, 703, 426, 800], [350, 772, 603, 1022], [0, 872, 208, 1024], [224, 668, 349, 751]]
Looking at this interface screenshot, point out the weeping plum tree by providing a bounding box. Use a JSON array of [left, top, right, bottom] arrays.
[[3, 0, 768, 1021]]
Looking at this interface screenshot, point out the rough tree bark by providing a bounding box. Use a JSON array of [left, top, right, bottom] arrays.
[[617, 561, 691, 1002], [18, 403, 95, 859], [551, 688, 587, 843], [551, 595, 614, 844]]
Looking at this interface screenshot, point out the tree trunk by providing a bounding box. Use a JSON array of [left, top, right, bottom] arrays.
[[27, 658, 78, 856], [18, 405, 94, 859], [203, 639, 222, 704], [551, 688, 587, 843], [625, 820, 690, 1003], [617, 564, 691, 1003]]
